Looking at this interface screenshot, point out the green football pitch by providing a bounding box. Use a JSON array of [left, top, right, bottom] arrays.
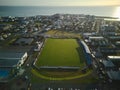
[[36, 38, 85, 67]]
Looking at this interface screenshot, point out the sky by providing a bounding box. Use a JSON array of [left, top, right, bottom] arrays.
[[0, 0, 120, 6]]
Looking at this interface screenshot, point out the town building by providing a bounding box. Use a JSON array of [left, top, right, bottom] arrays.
[[0, 52, 28, 81], [107, 70, 120, 81], [80, 41, 92, 66], [15, 38, 34, 45], [100, 25, 116, 36], [100, 60, 115, 70]]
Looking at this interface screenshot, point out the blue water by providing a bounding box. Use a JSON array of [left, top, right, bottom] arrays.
[[0, 6, 118, 17], [0, 69, 9, 78]]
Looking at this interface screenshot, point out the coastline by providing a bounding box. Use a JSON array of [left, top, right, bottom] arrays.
[[0, 6, 119, 17]]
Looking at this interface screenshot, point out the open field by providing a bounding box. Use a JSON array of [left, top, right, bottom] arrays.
[[32, 39, 96, 83], [36, 38, 85, 67], [44, 30, 81, 38], [31, 69, 95, 81]]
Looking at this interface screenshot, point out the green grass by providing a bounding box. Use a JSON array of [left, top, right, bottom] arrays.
[[45, 30, 81, 38], [36, 38, 85, 67], [0, 34, 19, 46], [31, 69, 93, 81]]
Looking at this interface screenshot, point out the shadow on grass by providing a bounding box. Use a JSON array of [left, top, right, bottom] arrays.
[[76, 47, 86, 64]]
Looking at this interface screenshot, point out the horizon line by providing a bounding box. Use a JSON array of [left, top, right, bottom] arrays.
[[0, 5, 119, 7]]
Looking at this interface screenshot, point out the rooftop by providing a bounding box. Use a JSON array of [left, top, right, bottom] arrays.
[[0, 52, 26, 59], [15, 38, 33, 45], [102, 60, 115, 67], [0, 59, 19, 67], [0, 52, 26, 67], [89, 36, 104, 39], [107, 70, 120, 80], [81, 41, 91, 54], [108, 56, 120, 60]]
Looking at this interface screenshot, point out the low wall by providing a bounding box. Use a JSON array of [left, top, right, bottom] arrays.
[[33, 65, 80, 71]]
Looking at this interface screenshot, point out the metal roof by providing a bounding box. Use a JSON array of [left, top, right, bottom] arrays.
[[0, 59, 19, 67], [108, 56, 120, 59], [15, 38, 33, 44], [107, 70, 120, 80], [89, 36, 104, 39], [0, 52, 25, 59], [102, 60, 115, 67], [0, 52, 26, 67], [81, 41, 91, 54]]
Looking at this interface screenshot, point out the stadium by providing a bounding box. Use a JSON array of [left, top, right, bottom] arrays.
[[35, 39, 85, 69]]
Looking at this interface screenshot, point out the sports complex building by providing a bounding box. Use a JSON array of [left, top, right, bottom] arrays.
[[0, 52, 28, 81], [80, 40, 92, 66]]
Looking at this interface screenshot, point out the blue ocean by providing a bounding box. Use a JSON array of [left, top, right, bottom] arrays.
[[0, 6, 119, 17]]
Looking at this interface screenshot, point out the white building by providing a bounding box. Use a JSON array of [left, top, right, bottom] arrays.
[[108, 56, 120, 61], [34, 42, 43, 51], [89, 36, 104, 41]]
